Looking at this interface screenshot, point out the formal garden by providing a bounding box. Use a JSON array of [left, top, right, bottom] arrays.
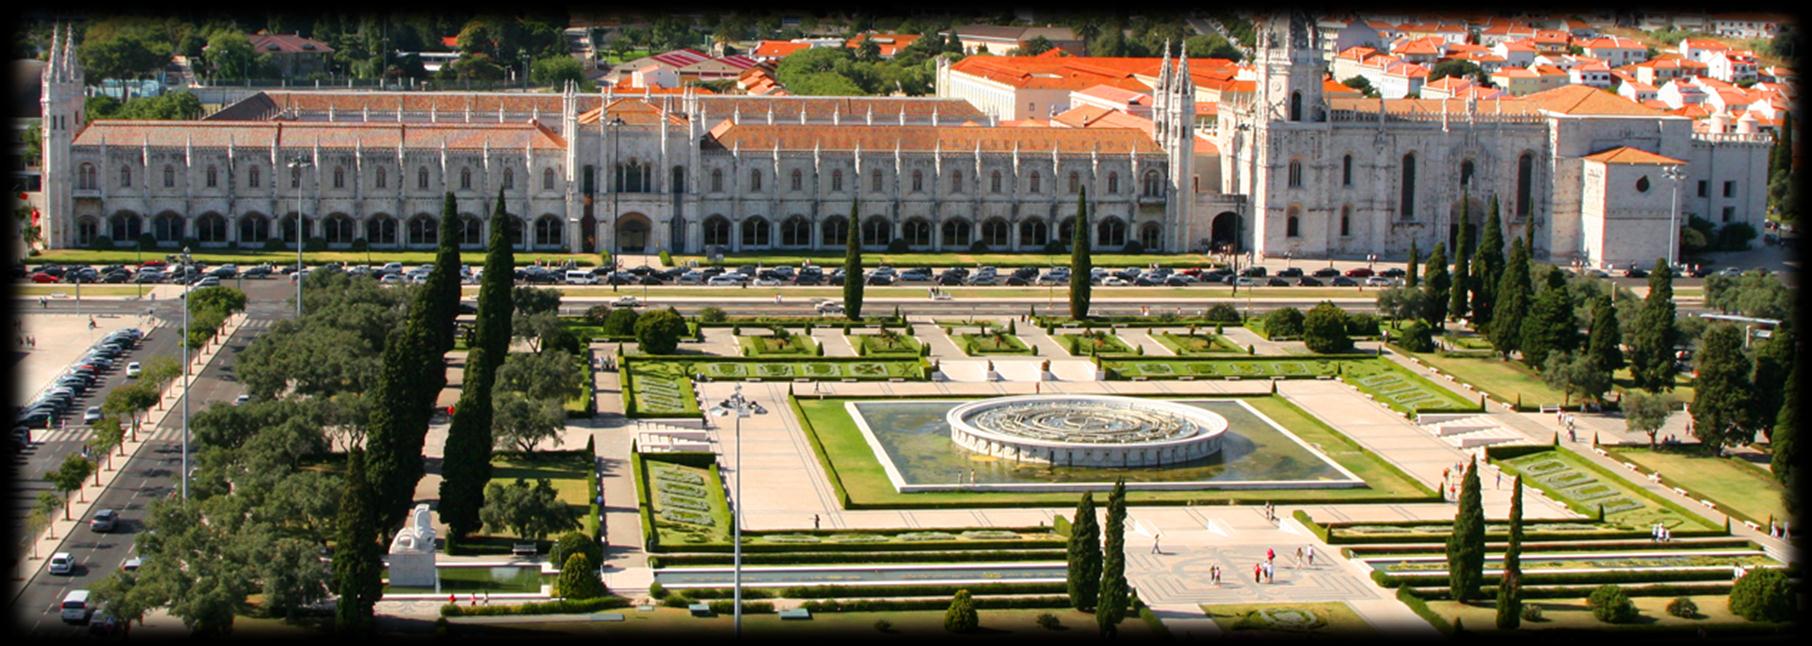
[[1055, 331, 1136, 356], [738, 329, 823, 357], [953, 330, 1036, 356], [1151, 331, 1245, 355], [1603, 447, 1790, 531], [1201, 602, 1375, 635]]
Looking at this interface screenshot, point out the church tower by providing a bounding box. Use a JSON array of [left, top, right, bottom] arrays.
[[1252, 12, 1326, 124], [41, 23, 86, 248], [1242, 12, 1330, 260]]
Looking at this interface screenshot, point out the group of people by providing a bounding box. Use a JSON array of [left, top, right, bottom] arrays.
[[1651, 522, 1674, 542], [1768, 521, 1791, 539]]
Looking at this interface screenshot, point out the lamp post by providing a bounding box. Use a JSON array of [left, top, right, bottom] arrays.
[[607, 117, 627, 291], [1664, 165, 1686, 269], [710, 385, 766, 637], [519, 48, 531, 91], [287, 156, 313, 317], [179, 246, 193, 500]]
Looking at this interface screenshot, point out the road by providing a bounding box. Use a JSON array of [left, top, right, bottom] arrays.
[[11, 279, 292, 635]]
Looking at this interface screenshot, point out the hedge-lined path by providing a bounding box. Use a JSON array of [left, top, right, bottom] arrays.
[[1218, 325, 1294, 356], [909, 322, 968, 358]]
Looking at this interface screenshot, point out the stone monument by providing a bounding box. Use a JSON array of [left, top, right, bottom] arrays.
[[387, 503, 439, 589]]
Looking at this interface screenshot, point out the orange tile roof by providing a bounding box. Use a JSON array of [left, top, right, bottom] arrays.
[[845, 33, 921, 58], [1579, 35, 1645, 50], [1582, 146, 1685, 165], [1328, 96, 1541, 117], [1523, 85, 1668, 117], [692, 97, 985, 123], [704, 122, 1162, 154], [1051, 105, 1153, 134], [950, 54, 1238, 91], [753, 40, 812, 59], [74, 119, 566, 150]]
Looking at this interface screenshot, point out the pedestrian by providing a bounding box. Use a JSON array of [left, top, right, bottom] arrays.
[[1306, 545, 1315, 567], [449, 593, 457, 605], [39, 296, 47, 308], [1264, 561, 1274, 583], [1254, 562, 1262, 583], [1495, 471, 1502, 489], [1210, 565, 1219, 585], [1295, 546, 1304, 568], [483, 591, 491, 605], [813, 514, 821, 530], [471, 593, 479, 606], [1266, 547, 1275, 564], [1151, 533, 1162, 554]]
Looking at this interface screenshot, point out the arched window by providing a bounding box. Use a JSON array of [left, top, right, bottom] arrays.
[[1068, 171, 1080, 194], [533, 215, 563, 248], [460, 167, 473, 190], [238, 214, 269, 244], [325, 214, 355, 244], [871, 169, 883, 191], [206, 166, 218, 188], [1290, 91, 1303, 122], [981, 218, 1010, 247], [990, 170, 1002, 193], [163, 165, 175, 188], [78, 163, 96, 190], [1138, 223, 1162, 250], [703, 215, 731, 246], [367, 215, 398, 246], [950, 171, 962, 194], [903, 218, 932, 247], [153, 212, 183, 242], [781, 216, 811, 247], [1097, 217, 1126, 247], [1029, 172, 1041, 193], [1107, 172, 1119, 194], [1288, 160, 1303, 188], [248, 165, 260, 188], [821, 216, 848, 245], [109, 212, 142, 240], [711, 168, 724, 192], [1342, 155, 1352, 186], [418, 167, 430, 189], [1286, 207, 1301, 238], [740, 216, 771, 247], [502, 168, 514, 190], [1636, 176, 1650, 192], [791, 169, 803, 191], [941, 219, 972, 247], [1340, 205, 1352, 237], [749, 169, 762, 192], [1142, 170, 1163, 197], [861, 217, 890, 246], [832, 169, 844, 192], [376, 166, 387, 188], [911, 170, 924, 192], [407, 215, 438, 246], [1460, 160, 1475, 189], [1019, 219, 1048, 247], [507, 217, 526, 249], [459, 215, 483, 246], [1516, 152, 1534, 218], [120, 166, 132, 188], [543, 167, 556, 190], [76, 217, 97, 245], [1400, 153, 1417, 219]]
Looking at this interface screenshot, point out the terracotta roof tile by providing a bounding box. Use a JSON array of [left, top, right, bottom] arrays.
[[74, 120, 565, 150], [1583, 146, 1686, 165], [1523, 85, 1669, 117], [704, 123, 1161, 154]]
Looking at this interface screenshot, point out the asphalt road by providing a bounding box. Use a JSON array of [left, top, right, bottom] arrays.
[[11, 280, 292, 636]]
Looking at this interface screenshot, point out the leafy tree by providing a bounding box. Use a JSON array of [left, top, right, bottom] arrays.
[[1620, 390, 1672, 449], [1629, 259, 1678, 391], [1728, 565, 1794, 621], [549, 530, 602, 569], [1342, 75, 1377, 97], [1588, 584, 1637, 623], [634, 308, 689, 354], [1017, 35, 1056, 55], [496, 351, 584, 402], [1396, 320, 1436, 352], [491, 391, 566, 453], [1542, 351, 1609, 407], [843, 199, 864, 319], [555, 552, 608, 599], [1376, 286, 1428, 324], [1429, 59, 1485, 83], [1749, 326, 1793, 435], [1705, 271, 1794, 321], [1070, 188, 1092, 320], [944, 589, 979, 633], [47, 454, 93, 518], [91, 570, 155, 633], [601, 307, 641, 338], [480, 478, 578, 542], [1473, 198, 1506, 328], [1302, 302, 1352, 353], [513, 310, 566, 353], [332, 449, 383, 635], [529, 54, 585, 88], [1261, 307, 1304, 339], [1097, 479, 1129, 637], [1519, 267, 1578, 368], [1423, 243, 1450, 329], [1691, 324, 1755, 451], [1447, 457, 1485, 602], [1496, 476, 1523, 629], [256, 536, 333, 621], [1774, 363, 1797, 502], [1066, 492, 1101, 610], [511, 285, 562, 315], [79, 19, 175, 79], [1488, 239, 1532, 358]]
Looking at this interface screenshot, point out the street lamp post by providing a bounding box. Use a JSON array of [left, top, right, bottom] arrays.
[[179, 246, 193, 500], [607, 117, 627, 292], [710, 386, 766, 638], [1664, 165, 1686, 269], [288, 157, 313, 318]]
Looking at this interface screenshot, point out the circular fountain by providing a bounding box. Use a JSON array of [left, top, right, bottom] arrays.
[[946, 395, 1228, 467]]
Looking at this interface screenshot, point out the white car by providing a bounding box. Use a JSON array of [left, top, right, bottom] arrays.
[[1101, 276, 1130, 286], [234, 394, 251, 406], [753, 277, 783, 286], [1364, 276, 1396, 287], [815, 301, 845, 315], [125, 362, 142, 378], [379, 274, 404, 284], [707, 274, 747, 286], [613, 296, 642, 308], [84, 407, 103, 424], [1234, 276, 1261, 287], [565, 270, 599, 285], [49, 552, 74, 575], [61, 590, 91, 624]]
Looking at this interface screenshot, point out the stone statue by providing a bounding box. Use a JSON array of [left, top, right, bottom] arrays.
[[387, 503, 439, 588]]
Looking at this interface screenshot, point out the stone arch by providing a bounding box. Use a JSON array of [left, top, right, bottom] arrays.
[[280, 212, 313, 244], [739, 215, 771, 248], [457, 214, 483, 248], [75, 215, 100, 246], [324, 213, 356, 246], [703, 215, 732, 247], [1210, 211, 1241, 252], [151, 211, 185, 244], [406, 213, 439, 248], [238, 212, 270, 245], [533, 214, 564, 249], [820, 215, 848, 247], [1097, 216, 1127, 248], [940, 218, 972, 247], [507, 215, 528, 250], [1018, 219, 1048, 248], [902, 217, 933, 247], [1138, 222, 1162, 250], [617, 212, 653, 252], [195, 212, 229, 244], [861, 216, 891, 247], [980, 217, 1010, 248], [780, 215, 812, 247], [1057, 218, 1075, 246], [367, 213, 399, 248]]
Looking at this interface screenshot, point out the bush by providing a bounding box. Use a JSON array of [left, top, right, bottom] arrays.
[[585, 305, 615, 324], [649, 582, 668, 599], [1715, 222, 1757, 251], [440, 596, 630, 617], [697, 306, 728, 323], [944, 590, 979, 633], [1666, 596, 1698, 618], [1262, 307, 1305, 339], [549, 531, 602, 569], [1205, 304, 1242, 322], [1302, 302, 1353, 353], [887, 239, 910, 253], [603, 307, 641, 337], [1036, 612, 1062, 630], [1397, 320, 1436, 353], [659, 250, 673, 266], [1587, 584, 1637, 624], [1346, 313, 1382, 336], [634, 309, 689, 354], [554, 552, 608, 599], [874, 619, 893, 632], [1520, 604, 1544, 622], [1728, 568, 1793, 622]]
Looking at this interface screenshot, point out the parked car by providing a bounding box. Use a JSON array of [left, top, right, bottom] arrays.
[[815, 301, 845, 315], [1312, 267, 1343, 278], [706, 274, 746, 286], [1276, 267, 1304, 278], [1296, 276, 1324, 287], [897, 267, 932, 282], [565, 270, 599, 285], [84, 407, 103, 424], [1164, 275, 1199, 287], [242, 265, 272, 279], [120, 557, 143, 572], [234, 394, 251, 406], [1266, 277, 1291, 287], [1344, 267, 1375, 278], [1622, 265, 1650, 278], [865, 272, 896, 286], [1380, 267, 1406, 278], [1332, 276, 1359, 287], [1364, 276, 1396, 287]]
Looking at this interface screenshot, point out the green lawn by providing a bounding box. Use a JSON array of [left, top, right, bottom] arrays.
[[738, 334, 820, 357], [466, 452, 596, 550], [852, 332, 923, 356], [473, 285, 1381, 300], [1424, 595, 1785, 634], [1105, 356, 1342, 379], [955, 332, 1034, 356], [627, 358, 926, 384], [1606, 447, 1789, 528], [791, 395, 1435, 508], [623, 361, 702, 417], [1055, 332, 1134, 356], [1201, 602, 1375, 635], [32, 248, 598, 267], [1152, 332, 1244, 355], [642, 456, 733, 548], [1495, 449, 1718, 531], [674, 251, 1216, 269], [450, 606, 1159, 638], [1400, 343, 1695, 410], [1339, 359, 1482, 415]]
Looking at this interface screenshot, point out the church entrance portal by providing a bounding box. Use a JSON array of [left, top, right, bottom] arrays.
[[1210, 212, 1241, 253]]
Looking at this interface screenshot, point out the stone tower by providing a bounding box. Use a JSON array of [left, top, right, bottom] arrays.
[[1151, 44, 1198, 252], [41, 23, 85, 248], [1242, 12, 1330, 259]]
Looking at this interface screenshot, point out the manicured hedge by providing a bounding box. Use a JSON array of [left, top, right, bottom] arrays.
[[666, 582, 1067, 600], [1404, 580, 1737, 601], [649, 549, 1068, 567], [651, 539, 1065, 555], [1341, 537, 1758, 556], [1373, 566, 1766, 588], [800, 596, 1071, 613], [439, 596, 631, 617], [1492, 448, 1723, 530]]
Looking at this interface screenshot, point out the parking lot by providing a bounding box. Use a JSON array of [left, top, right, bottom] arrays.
[[13, 314, 145, 408]]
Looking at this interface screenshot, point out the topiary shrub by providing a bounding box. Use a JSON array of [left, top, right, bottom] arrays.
[[1262, 307, 1305, 339], [1728, 568, 1793, 622], [1665, 596, 1698, 619], [1205, 303, 1241, 322], [1302, 302, 1353, 353], [1520, 604, 1544, 622], [1398, 320, 1436, 353], [549, 531, 602, 569], [697, 306, 728, 323], [1346, 313, 1382, 337], [649, 582, 668, 599], [554, 552, 608, 599], [1036, 612, 1062, 630], [944, 590, 979, 633], [1587, 584, 1637, 624], [659, 250, 673, 266]]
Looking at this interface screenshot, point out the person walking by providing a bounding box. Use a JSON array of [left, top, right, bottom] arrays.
[[1266, 547, 1275, 564], [1151, 533, 1162, 554], [1306, 545, 1315, 567], [1210, 565, 1220, 585], [813, 514, 821, 530], [1254, 562, 1262, 583], [1295, 547, 1304, 568]]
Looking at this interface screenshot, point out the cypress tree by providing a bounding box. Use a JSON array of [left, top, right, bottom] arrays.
[[425, 192, 463, 355], [1097, 479, 1128, 637], [1586, 295, 1624, 372], [1749, 326, 1794, 436], [1773, 363, 1797, 511], [1691, 324, 1755, 452], [1451, 199, 1473, 322], [363, 315, 438, 529], [843, 199, 864, 320], [1473, 198, 1506, 328], [1488, 239, 1531, 358], [332, 448, 383, 636], [1496, 476, 1524, 629], [1423, 243, 1450, 330], [1519, 267, 1579, 369], [1070, 188, 1092, 320], [1066, 492, 1102, 610], [1406, 239, 1420, 288], [1629, 258, 1678, 392], [1448, 457, 1485, 602], [439, 190, 516, 539]]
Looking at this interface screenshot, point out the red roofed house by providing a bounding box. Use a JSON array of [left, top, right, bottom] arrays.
[[239, 32, 335, 78], [1577, 35, 1649, 67], [845, 33, 921, 59], [751, 40, 811, 63]]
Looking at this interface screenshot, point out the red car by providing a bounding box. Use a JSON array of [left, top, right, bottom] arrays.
[[1343, 267, 1375, 278], [30, 272, 59, 283]]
